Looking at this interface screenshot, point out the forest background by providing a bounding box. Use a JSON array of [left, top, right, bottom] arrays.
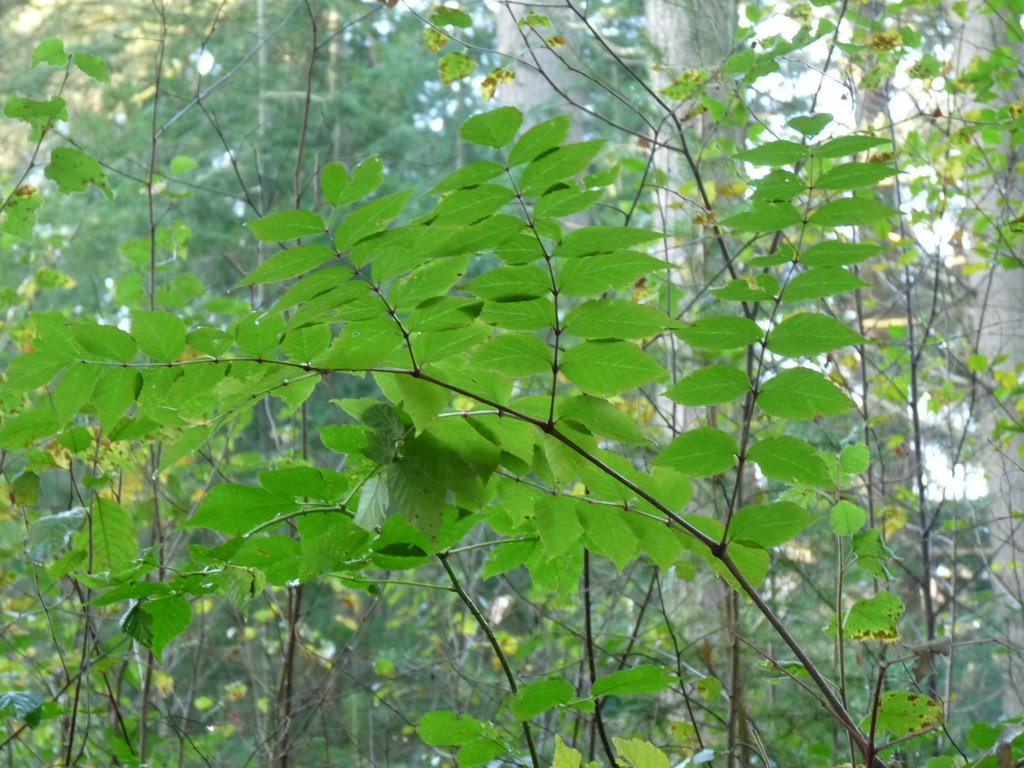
[[1, 1, 1024, 767]]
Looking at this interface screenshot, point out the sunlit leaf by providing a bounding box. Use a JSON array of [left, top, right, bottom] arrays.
[[842, 591, 904, 641], [653, 428, 738, 477]]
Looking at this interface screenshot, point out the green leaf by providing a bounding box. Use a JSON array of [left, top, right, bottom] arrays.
[[246, 210, 325, 243], [3, 95, 67, 138], [746, 436, 832, 487], [431, 160, 506, 194], [613, 738, 671, 768], [734, 140, 808, 166], [852, 529, 897, 580], [563, 299, 673, 339], [580, 507, 641, 570], [653, 427, 739, 477], [480, 298, 554, 330], [509, 678, 574, 720], [460, 107, 523, 148], [816, 162, 899, 190], [676, 316, 763, 350], [789, 114, 832, 137], [235, 312, 285, 357], [560, 341, 666, 396], [558, 395, 649, 445], [72, 323, 137, 362], [840, 443, 870, 473], [782, 267, 869, 301], [3, 352, 68, 390], [433, 6, 472, 27], [121, 596, 191, 661], [464, 265, 549, 300], [72, 52, 110, 81], [666, 365, 751, 406], [280, 324, 331, 361], [354, 474, 389, 530], [132, 310, 186, 362], [766, 313, 865, 357], [799, 240, 882, 267], [0, 691, 48, 728], [811, 198, 896, 226], [508, 114, 571, 166], [712, 275, 778, 301], [321, 161, 350, 205], [729, 502, 817, 547], [843, 591, 903, 641], [557, 251, 663, 296], [814, 135, 889, 158], [418, 711, 485, 745], [91, 499, 137, 570], [45, 147, 112, 198], [752, 169, 807, 202], [432, 184, 515, 225], [316, 318, 405, 370], [721, 202, 802, 232], [32, 39, 69, 67], [869, 691, 944, 736], [471, 333, 552, 376], [534, 187, 603, 218], [519, 140, 604, 195], [758, 367, 855, 419], [238, 245, 336, 287], [25, 508, 86, 564], [830, 500, 867, 535], [439, 52, 476, 84], [555, 226, 662, 259], [391, 256, 471, 311], [535, 496, 584, 557], [592, 666, 675, 697], [552, 736, 584, 768], [186, 484, 299, 535], [412, 324, 491, 363], [335, 156, 384, 205], [334, 191, 411, 249]]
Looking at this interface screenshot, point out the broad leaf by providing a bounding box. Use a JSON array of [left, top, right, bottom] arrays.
[[132, 310, 186, 362], [554, 226, 662, 259], [746, 436, 832, 487], [509, 115, 571, 165], [519, 140, 603, 195], [460, 106, 523, 148], [557, 251, 664, 296], [121, 596, 192, 661], [558, 395, 649, 444], [560, 341, 666, 396], [471, 334, 553, 375], [593, 666, 675, 697], [766, 313, 865, 357], [782, 267, 869, 301], [534, 496, 583, 558], [816, 162, 899, 190], [509, 678, 574, 720], [830, 500, 867, 535], [758, 367, 855, 419], [666, 365, 751, 406], [814, 135, 889, 158], [25, 508, 86, 564], [563, 299, 673, 339], [246, 209, 325, 242], [45, 147, 112, 198], [799, 240, 882, 267], [676, 316, 763, 350], [186, 484, 299, 535], [811, 198, 896, 227], [729, 502, 817, 548], [842, 591, 904, 641], [868, 691, 944, 736], [238, 245, 335, 286], [653, 428, 739, 477], [721, 202, 802, 232]]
